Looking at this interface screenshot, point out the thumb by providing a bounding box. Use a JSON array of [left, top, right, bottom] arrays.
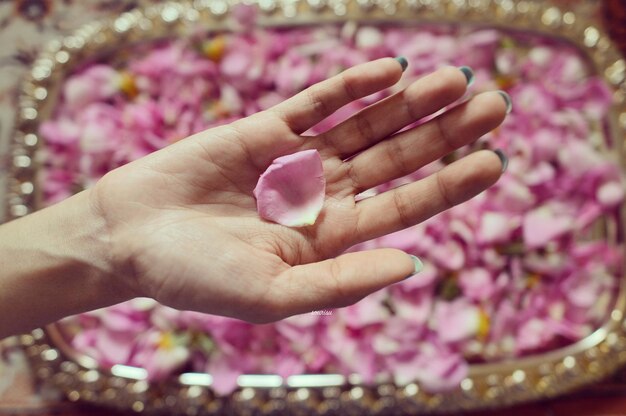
[[275, 248, 424, 317]]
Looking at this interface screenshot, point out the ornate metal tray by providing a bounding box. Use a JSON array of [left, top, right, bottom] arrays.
[[7, 0, 626, 414]]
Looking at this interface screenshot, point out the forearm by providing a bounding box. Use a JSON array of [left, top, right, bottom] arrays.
[[0, 189, 132, 339]]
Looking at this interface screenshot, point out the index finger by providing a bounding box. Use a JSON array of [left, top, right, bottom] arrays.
[[269, 57, 405, 134]]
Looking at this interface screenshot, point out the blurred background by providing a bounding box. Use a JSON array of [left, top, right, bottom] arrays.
[[2, 1, 626, 415]]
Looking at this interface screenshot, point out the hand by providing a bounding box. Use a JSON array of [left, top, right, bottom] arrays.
[[86, 58, 507, 323]]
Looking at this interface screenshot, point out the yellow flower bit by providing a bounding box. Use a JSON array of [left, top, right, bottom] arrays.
[[477, 308, 490, 340], [526, 272, 541, 289], [202, 36, 226, 62], [118, 71, 138, 98], [158, 332, 174, 350], [501, 37, 516, 49], [207, 100, 229, 118], [495, 75, 516, 90]]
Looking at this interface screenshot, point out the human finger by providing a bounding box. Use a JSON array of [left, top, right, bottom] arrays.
[[269, 57, 404, 135], [271, 248, 421, 318], [346, 90, 510, 192], [354, 150, 506, 243]]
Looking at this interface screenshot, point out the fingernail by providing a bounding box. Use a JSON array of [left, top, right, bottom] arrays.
[[405, 255, 424, 279], [493, 149, 508, 173], [394, 56, 408, 72], [459, 66, 474, 86], [497, 90, 513, 114]]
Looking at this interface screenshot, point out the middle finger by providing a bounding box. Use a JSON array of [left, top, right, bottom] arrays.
[[344, 90, 510, 193], [316, 66, 471, 158]]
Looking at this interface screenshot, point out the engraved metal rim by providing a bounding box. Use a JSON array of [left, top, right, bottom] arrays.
[[7, 0, 626, 413]]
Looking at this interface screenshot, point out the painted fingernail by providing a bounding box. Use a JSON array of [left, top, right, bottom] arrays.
[[493, 149, 508, 173], [459, 66, 474, 86], [497, 90, 513, 114], [405, 255, 424, 279], [394, 56, 408, 72]]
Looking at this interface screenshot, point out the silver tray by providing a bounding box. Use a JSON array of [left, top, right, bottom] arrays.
[[7, 0, 626, 414]]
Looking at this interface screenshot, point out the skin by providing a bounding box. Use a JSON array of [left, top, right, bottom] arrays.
[[0, 59, 508, 339]]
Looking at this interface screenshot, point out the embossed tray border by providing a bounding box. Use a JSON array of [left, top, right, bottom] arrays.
[[7, 0, 626, 413]]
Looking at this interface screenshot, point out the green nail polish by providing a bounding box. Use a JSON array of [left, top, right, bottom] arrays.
[[406, 255, 424, 279], [493, 149, 508, 173], [459, 66, 474, 86], [497, 90, 513, 114], [394, 56, 408, 72]]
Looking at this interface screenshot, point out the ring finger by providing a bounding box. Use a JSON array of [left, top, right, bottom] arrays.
[[344, 90, 510, 193]]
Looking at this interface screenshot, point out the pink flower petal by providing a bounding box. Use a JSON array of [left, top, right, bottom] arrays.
[[274, 353, 306, 378], [206, 354, 242, 395], [221, 50, 253, 78], [523, 206, 573, 249], [393, 296, 433, 325], [415, 352, 468, 392], [40, 118, 81, 145], [378, 228, 419, 252], [476, 212, 513, 244], [95, 330, 135, 365], [597, 181, 624, 207], [516, 318, 553, 352], [433, 299, 480, 343], [575, 202, 602, 229], [458, 268, 495, 301], [63, 65, 119, 112], [341, 292, 390, 327], [254, 149, 325, 227], [430, 240, 465, 270]]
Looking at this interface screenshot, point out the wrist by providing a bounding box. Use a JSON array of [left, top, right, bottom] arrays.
[[0, 189, 134, 337], [68, 188, 139, 302], [37, 188, 137, 305]]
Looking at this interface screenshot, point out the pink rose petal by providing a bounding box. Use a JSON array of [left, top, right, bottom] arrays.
[[206, 354, 243, 395], [63, 65, 119, 112], [415, 351, 468, 392], [430, 240, 465, 270], [597, 181, 624, 207], [458, 268, 496, 301], [476, 212, 513, 244], [433, 299, 480, 343], [523, 206, 573, 249], [516, 318, 553, 352], [254, 149, 325, 227]]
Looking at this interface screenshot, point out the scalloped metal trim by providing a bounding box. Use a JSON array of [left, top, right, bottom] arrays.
[[8, 0, 626, 414]]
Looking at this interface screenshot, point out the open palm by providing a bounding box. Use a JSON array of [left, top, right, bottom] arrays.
[[92, 58, 508, 323]]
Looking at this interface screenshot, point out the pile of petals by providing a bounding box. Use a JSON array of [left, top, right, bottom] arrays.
[[42, 20, 624, 394]]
